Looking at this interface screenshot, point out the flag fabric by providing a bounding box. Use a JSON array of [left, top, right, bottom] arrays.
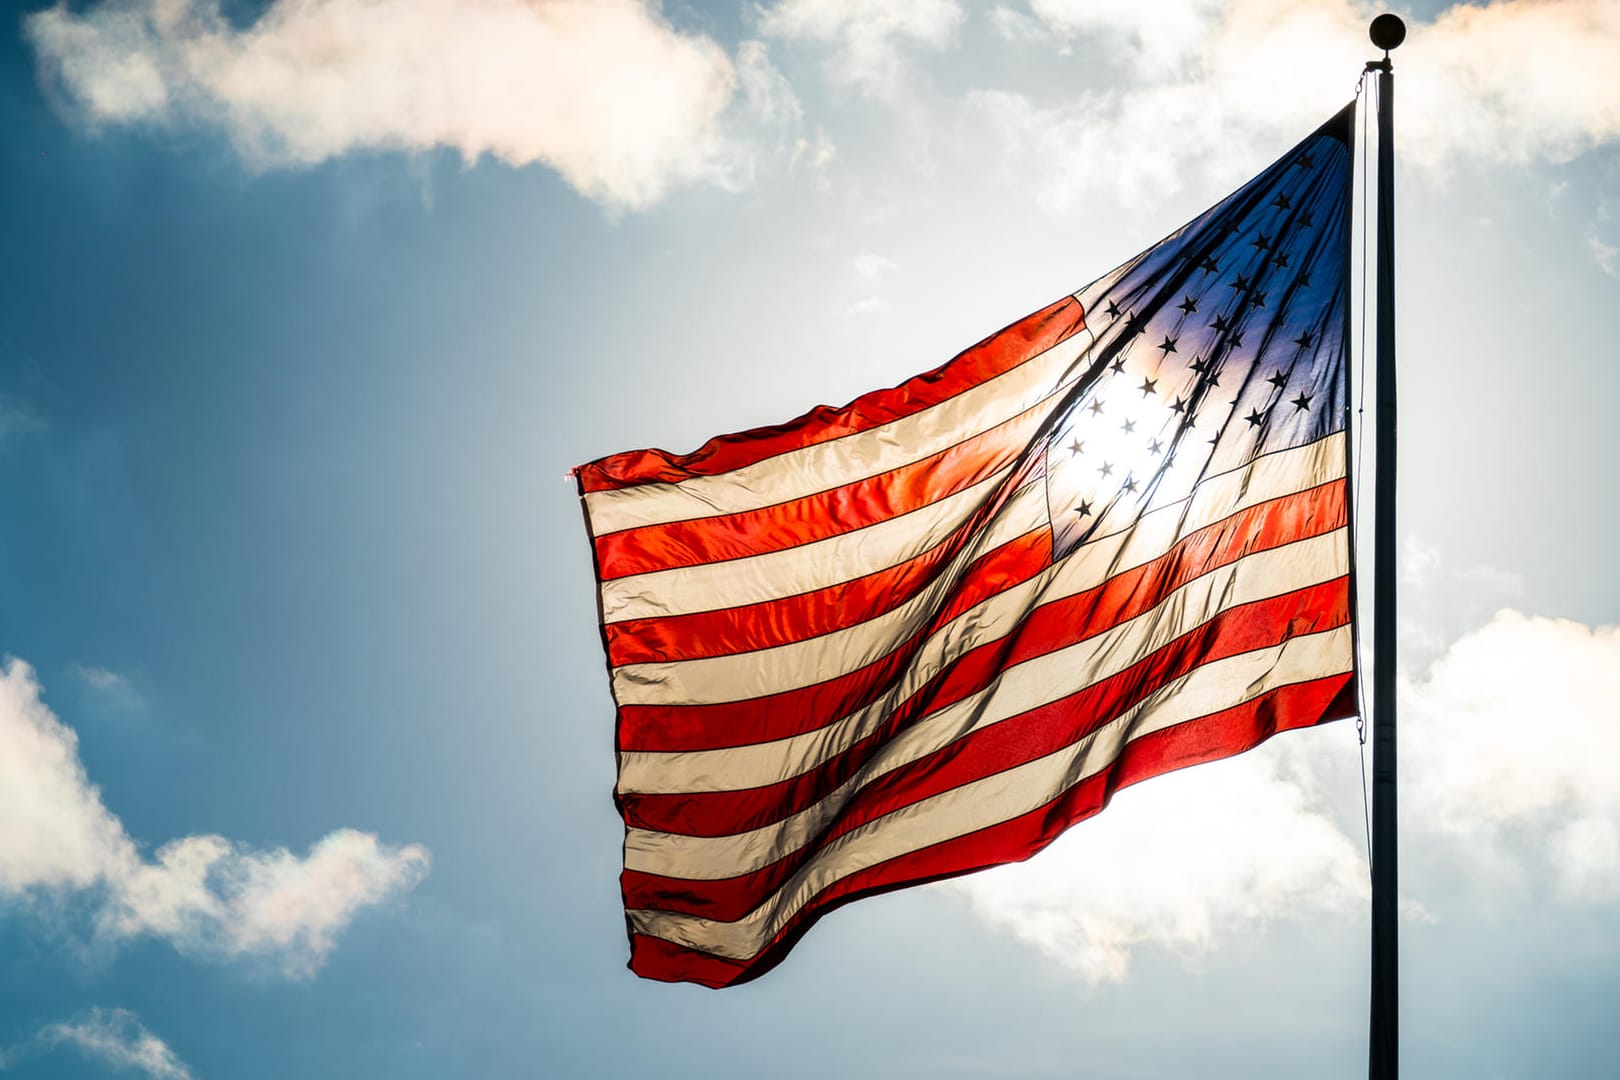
[[577, 105, 1358, 988]]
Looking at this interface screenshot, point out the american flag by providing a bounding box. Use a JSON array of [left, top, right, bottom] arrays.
[[577, 105, 1358, 988]]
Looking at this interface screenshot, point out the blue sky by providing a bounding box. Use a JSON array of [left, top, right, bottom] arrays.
[[2, 1, 1619, 1077]]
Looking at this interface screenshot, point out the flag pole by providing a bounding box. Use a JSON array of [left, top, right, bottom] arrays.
[[1366, 12, 1404, 1080]]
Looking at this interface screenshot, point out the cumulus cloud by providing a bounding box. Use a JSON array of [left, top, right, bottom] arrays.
[[973, 0, 1620, 209], [1404, 610, 1620, 903], [757, 0, 963, 96], [31, 0, 1615, 211], [0, 657, 428, 977], [1406, 0, 1620, 169], [24, 0, 772, 209], [1025, 0, 1227, 68], [957, 746, 1368, 983], [2, 1009, 194, 1080], [956, 604, 1620, 979]]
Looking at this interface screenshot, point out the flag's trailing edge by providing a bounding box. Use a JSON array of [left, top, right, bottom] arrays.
[[577, 104, 1358, 988]]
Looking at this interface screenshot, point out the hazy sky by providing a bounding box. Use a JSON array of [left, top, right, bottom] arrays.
[[3, 1, 1619, 1077]]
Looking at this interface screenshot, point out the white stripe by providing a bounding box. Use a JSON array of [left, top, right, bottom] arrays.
[[611, 432, 1344, 704], [600, 467, 1046, 624], [584, 325, 1094, 535], [619, 525, 1347, 862], [626, 624, 1353, 959], [617, 462, 1344, 797]]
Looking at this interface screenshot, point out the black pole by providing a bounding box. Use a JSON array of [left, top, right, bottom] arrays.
[[1366, 12, 1404, 1080]]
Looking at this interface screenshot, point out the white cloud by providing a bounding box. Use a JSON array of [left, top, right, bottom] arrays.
[[957, 607, 1620, 977], [988, 5, 1062, 48], [736, 39, 806, 140], [1588, 230, 1618, 275], [1397, 534, 1525, 665], [1399, 534, 1443, 586], [1404, 610, 1620, 903], [955, 741, 1368, 983], [101, 828, 430, 977], [1405, 0, 1620, 170], [24, 0, 753, 210], [791, 126, 838, 175], [757, 0, 963, 96], [72, 664, 145, 711], [978, 4, 1069, 47], [0, 657, 428, 976], [851, 251, 899, 279], [55, 1018, 191, 1080], [758, 0, 963, 45], [1025, 0, 1226, 68], [24, 0, 1620, 212], [975, 0, 1620, 209], [18, 1009, 193, 1080], [847, 252, 899, 315], [1398, 535, 1524, 599]]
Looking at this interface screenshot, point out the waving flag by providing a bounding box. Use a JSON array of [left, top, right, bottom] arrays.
[[577, 106, 1358, 988]]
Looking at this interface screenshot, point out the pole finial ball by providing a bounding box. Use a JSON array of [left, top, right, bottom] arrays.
[[1369, 13, 1406, 51]]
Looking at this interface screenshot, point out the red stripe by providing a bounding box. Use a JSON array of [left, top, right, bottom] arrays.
[[613, 456, 1046, 749], [577, 297, 1087, 493], [605, 528, 1052, 667], [625, 672, 1357, 987], [617, 479, 1345, 753], [594, 400, 1051, 580], [621, 572, 1347, 838], [620, 578, 1349, 918]]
